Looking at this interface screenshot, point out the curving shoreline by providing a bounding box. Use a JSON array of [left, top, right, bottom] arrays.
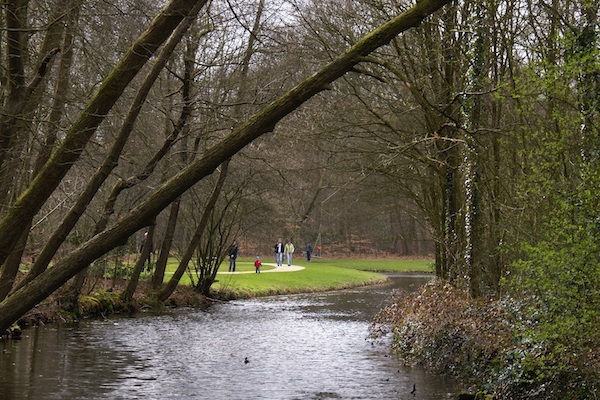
[[4, 260, 410, 338]]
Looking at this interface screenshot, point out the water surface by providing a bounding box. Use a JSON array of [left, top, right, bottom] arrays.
[[1, 275, 456, 399]]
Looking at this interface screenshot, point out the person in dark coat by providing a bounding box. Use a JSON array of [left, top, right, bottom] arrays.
[[274, 238, 284, 267], [306, 242, 313, 262], [228, 241, 239, 272]]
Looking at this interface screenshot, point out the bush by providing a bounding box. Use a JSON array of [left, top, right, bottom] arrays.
[[371, 280, 512, 384]]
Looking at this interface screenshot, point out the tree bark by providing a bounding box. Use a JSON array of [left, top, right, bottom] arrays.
[[465, 2, 487, 298], [122, 223, 156, 303], [157, 159, 230, 302], [152, 199, 181, 289], [14, 1, 205, 290], [0, 0, 453, 332], [0, 0, 208, 268], [0, 0, 29, 178]]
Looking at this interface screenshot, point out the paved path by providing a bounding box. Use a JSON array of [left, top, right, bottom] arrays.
[[218, 262, 304, 274]]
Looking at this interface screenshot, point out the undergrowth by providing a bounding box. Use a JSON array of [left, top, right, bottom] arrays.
[[370, 279, 599, 399]]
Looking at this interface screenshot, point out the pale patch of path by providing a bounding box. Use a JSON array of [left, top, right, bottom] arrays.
[[219, 262, 304, 274]]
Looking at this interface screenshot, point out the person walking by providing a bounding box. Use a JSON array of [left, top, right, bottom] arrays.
[[228, 241, 239, 272], [306, 242, 313, 262], [141, 230, 154, 272], [284, 240, 295, 266], [274, 238, 284, 267], [254, 256, 262, 273]]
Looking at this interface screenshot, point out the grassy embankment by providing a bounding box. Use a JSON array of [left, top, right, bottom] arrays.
[[159, 257, 433, 298], [4, 257, 431, 335]]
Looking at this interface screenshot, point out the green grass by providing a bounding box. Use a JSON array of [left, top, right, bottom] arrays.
[[209, 257, 432, 298], [212, 263, 385, 298], [149, 257, 274, 285], [138, 256, 432, 298], [307, 258, 434, 272]]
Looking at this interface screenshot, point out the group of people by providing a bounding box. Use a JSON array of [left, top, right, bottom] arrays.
[[274, 239, 315, 265], [141, 232, 317, 276], [227, 238, 317, 274], [273, 238, 295, 266]]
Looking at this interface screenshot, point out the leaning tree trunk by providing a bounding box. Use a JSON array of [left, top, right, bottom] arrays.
[[0, 0, 208, 269], [0, 0, 453, 332], [4, 1, 81, 295], [14, 2, 204, 293]]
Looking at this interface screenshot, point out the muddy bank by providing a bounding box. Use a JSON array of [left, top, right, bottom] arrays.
[[1, 280, 210, 339]]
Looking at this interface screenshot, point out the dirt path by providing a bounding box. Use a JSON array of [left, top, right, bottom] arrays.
[[218, 262, 304, 274]]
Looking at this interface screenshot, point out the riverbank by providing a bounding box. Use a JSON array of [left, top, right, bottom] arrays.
[[162, 257, 431, 298], [371, 279, 600, 399], [3, 280, 213, 339], [4, 257, 431, 338]]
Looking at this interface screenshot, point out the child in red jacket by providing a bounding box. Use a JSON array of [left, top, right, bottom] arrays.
[[254, 256, 262, 273]]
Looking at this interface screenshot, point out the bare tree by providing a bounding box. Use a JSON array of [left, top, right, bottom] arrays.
[[0, 0, 453, 331]]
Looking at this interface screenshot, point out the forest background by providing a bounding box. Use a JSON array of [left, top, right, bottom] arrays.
[[0, 0, 597, 398]]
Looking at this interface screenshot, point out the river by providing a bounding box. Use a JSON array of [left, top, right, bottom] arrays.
[[0, 275, 456, 399]]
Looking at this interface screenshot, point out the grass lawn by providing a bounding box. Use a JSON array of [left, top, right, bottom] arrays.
[[211, 263, 385, 298], [307, 258, 434, 272], [139, 256, 432, 298], [149, 257, 275, 284]]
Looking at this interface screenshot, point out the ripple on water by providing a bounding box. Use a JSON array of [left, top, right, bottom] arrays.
[[0, 276, 456, 399]]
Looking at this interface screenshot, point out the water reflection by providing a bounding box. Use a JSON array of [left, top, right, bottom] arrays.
[[1, 275, 456, 399]]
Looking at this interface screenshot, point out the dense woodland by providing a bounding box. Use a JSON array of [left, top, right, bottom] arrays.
[[0, 0, 597, 397]]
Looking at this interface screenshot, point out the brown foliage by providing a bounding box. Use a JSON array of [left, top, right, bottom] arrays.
[[371, 279, 512, 381]]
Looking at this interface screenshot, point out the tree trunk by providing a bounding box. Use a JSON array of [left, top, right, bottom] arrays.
[[15, 2, 204, 290], [122, 223, 156, 303], [152, 199, 181, 289], [0, 0, 29, 185], [0, 0, 208, 268], [464, 1, 488, 297], [0, 0, 453, 332]]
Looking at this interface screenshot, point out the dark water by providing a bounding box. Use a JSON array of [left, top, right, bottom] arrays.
[[0, 275, 456, 399]]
